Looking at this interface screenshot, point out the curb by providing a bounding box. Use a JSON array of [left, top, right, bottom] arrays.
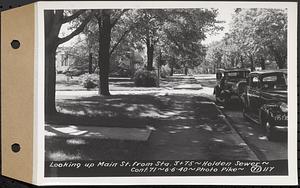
[[214, 104, 260, 161], [221, 111, 268, 161]]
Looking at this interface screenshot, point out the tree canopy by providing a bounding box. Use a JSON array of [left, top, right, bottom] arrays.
[[204, 8, 287, 72]]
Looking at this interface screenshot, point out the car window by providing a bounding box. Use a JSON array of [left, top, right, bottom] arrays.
[[227, 72, 238, 77], [225, 71, 249, 81], [262, 76, 277, 82], [261, 73, 287, 90]]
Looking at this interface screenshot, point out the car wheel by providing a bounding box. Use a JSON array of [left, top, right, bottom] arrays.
[[215, 91, 224, 105], [264, 120, 275, 141], [215, 94, 219, 104]]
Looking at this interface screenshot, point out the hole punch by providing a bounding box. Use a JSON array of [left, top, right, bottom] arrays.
[[11, 40, 20, 49], [11, 143, 21, 153]]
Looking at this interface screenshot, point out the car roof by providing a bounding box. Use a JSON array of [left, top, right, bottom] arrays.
[[250, 69, 287, 75]]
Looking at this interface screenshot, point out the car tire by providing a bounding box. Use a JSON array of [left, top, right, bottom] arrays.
[[214, 87, 223, 105]]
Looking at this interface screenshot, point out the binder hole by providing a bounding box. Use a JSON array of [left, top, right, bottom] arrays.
[[11, 40, 20, 49], [11, 143, 20, 153]]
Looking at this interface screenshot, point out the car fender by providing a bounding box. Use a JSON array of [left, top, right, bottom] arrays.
[[259, 103, 279, 122], [214, 85, 221, 95]]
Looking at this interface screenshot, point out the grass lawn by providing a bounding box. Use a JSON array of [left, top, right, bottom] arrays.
[[56, 74, 205, 91]]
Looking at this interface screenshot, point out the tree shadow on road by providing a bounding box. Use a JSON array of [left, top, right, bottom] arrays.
[[47, 94, 200, 128]]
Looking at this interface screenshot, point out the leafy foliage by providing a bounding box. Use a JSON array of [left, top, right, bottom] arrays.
[[79, 73, 98, 89], [134, 69, 158, 87], [204, 8, 287, 71]]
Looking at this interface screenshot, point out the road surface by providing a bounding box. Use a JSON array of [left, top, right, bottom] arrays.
[[194, 74, 287, 161], [46, 74, 286, 163]]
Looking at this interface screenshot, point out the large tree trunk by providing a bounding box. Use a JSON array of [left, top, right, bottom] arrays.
[[88, 52, 93, 74], [240, 55, 244, 68], [235, 57, 238, 68], [184, 67, 188, 75], [98, 11, 111, 96], [249, 54, 254, 71], [45, 42, 58, 116], [170, 63, 174, 76], [44, 11, 61, 116], [129, 55, 135, 78], [260, 57, 265, 70], [231, 56, 235, 67], [146, 37, 154, 71], [275, 54, 286, 69]]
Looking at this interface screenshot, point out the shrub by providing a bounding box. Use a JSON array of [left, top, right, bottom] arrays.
[[79, 73, 98, 89], [83, 80, 97, 89], [134, 69, 158, 87]]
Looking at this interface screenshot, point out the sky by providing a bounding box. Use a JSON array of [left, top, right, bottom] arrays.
[[202, 7, 235, 45], [59, 8, 235, 48]]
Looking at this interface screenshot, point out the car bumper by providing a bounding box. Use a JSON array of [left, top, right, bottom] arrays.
[[271, 114, 287, 133], [273, 125, 288, 132]]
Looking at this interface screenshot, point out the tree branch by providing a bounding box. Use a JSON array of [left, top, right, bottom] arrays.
[[62, 10, 86, 23], [58, 13, 92, 45], [111, 9, 129, 27], [109, 28, 132, 56]]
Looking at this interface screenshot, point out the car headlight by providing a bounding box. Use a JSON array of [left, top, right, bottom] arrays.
[[280, 102, 288, 113]]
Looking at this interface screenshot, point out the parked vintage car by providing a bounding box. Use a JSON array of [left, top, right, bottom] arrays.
[[241, 69, 287, 141], [214, 68, 250, 105]]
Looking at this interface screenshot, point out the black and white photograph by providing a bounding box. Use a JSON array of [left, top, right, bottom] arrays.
[[40, 1, 296, 183]]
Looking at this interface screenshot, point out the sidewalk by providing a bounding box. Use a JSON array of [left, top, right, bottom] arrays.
[[46, 93, 258, 161], [45, 124, 151, 141]]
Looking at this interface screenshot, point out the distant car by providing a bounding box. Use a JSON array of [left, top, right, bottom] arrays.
[[214, 68, 250, 105], [241, 69, 287, 141]]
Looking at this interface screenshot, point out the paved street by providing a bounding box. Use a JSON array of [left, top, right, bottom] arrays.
[[194, 74, 287, 161], [46, 74, 286, 162], [224, 109, 287, 160]]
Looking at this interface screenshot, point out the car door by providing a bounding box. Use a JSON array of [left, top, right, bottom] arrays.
[[248, 75, 261, 115]]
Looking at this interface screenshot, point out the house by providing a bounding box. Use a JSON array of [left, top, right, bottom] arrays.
[[55, 47, 76, 73]]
